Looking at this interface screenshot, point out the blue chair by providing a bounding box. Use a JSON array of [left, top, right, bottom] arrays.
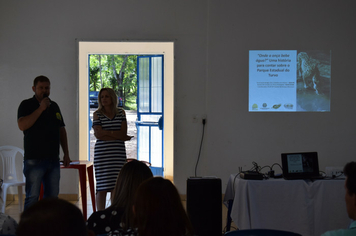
[[225, 229, 302, 236]]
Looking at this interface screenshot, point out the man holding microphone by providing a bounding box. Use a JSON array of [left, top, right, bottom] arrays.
[[17, 75, 71, 210]]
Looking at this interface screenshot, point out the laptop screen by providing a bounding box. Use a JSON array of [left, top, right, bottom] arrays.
[[281, 152, 320, 179]]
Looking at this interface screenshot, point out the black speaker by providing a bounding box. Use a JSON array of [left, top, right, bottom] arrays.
[[186, 177, 222, 236]]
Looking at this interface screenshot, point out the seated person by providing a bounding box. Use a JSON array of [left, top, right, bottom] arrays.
[[16, 197, 92, 236], [0, 212, 18, 235], [321, 161, 356, 236], [87, 160, 153, 235], [111, 177, 194, 236]]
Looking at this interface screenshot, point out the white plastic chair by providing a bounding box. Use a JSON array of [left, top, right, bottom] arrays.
[[0, 146, 25, 213]]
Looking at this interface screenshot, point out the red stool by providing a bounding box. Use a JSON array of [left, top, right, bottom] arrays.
[[39, 161, 96, 220]]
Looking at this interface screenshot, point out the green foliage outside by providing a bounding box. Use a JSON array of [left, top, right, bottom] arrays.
[[124, 94, 137, 111], [89, 54, 137, 110]]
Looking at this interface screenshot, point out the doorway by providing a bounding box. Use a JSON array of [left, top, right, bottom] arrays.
[[78, 41, 174, 181]]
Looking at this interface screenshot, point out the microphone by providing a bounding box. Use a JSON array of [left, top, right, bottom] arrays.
[[43, 94, 51, 111]]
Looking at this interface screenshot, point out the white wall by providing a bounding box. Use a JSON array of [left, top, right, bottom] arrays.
[[203, 0, 356, 191], [1, 0, 355, 194]]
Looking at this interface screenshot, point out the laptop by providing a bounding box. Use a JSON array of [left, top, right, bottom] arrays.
[[281, 152, 324, 180]]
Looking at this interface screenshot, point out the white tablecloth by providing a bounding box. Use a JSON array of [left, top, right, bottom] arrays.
[[224, 174, 350, 236]]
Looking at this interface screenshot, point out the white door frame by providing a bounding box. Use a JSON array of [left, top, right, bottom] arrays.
[[78, 41, 174, 181]]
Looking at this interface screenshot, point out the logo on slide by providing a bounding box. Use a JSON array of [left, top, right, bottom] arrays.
[[272, 104, 281, 109], [284, 103, 293, 109], [260, 103, 269, 110]]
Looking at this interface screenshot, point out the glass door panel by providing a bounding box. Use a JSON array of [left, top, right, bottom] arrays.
[[136, 55, 164, 176]]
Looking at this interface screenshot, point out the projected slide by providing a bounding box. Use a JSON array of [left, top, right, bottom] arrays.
[[249, 50, 331, 112]]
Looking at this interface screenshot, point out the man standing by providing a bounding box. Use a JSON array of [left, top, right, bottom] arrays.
[[17, 75, 71, 210], [321, 161, 356, 236]]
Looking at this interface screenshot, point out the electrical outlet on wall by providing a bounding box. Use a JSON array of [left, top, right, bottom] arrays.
[[192, 114, 207, 124], [202, 114, 207, 124]]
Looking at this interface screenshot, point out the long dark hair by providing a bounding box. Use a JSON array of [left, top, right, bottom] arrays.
[[109, 160, 153, 229], [133, 177, 194, 236], [344, 161, 356, 195]]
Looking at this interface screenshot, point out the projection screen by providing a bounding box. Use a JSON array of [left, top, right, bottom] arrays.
[[249, 50, 331, 112]]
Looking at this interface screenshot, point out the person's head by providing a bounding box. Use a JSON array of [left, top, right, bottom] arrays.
[[17, 198, 90, 236], [0, 212, 18, 235], [343, 162, 356, 220], [133, 177, 194, 236], [111, 160, 153, 229], [98, 88, 118, 111], [32, 75, 51, 101]]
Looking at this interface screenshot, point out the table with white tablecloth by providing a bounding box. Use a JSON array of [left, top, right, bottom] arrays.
[[224, 174, 350, 236]]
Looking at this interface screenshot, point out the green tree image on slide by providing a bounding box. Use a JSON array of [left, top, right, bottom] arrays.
[[89, 54, 137, 110]]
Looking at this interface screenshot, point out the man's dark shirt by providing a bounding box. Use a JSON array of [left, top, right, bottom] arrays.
[[17, 95, 65, 160]]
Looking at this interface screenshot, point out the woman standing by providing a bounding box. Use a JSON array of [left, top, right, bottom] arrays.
[[92, 88, 132, 210]]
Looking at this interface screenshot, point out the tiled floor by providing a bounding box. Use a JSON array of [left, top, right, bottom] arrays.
[[2, 185, 102, 223]]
